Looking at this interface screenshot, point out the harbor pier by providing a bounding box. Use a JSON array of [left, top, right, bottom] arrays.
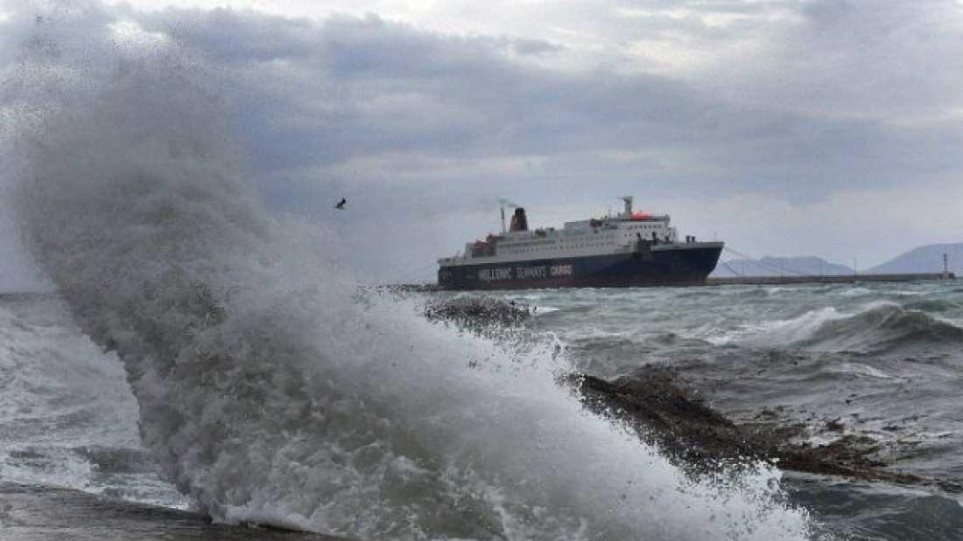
[[707, 272, 955, 286]]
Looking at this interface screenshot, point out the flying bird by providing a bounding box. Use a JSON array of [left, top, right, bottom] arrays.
[[335, 198, 346, 210]]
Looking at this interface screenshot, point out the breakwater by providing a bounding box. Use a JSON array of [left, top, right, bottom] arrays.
[[707, 272, 955, 286]]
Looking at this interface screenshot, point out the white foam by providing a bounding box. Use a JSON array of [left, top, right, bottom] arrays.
[[828, 362, 895, 380]]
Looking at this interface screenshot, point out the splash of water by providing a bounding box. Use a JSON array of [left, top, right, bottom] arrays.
[[5, 6, 817, 540]]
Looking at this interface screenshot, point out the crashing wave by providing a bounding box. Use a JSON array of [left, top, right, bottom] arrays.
[[4, 8, 814, 541], [734, 303, 963, 354]]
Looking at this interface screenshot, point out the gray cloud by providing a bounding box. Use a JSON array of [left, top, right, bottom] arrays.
[[3, 1, 963, 285], [139, 7, 961, 178], [704, 1, 963, 115]]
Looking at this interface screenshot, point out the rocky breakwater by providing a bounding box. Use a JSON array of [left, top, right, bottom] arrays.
[[570, 368, 955, 490], [421, 296, 532, 332]]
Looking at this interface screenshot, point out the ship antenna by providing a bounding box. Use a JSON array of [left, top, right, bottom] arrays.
[[500, 205, 506, 233]]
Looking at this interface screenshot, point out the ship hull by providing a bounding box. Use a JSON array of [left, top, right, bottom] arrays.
[[438, 243, 723, 290]]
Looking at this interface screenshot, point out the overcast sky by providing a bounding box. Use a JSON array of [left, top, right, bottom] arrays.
[[2, 0, 962, 287]]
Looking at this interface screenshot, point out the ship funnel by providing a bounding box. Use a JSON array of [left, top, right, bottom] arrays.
[[509, 207, 528, 232], [622, 196, 633, 216], [498, 198, 520, 233]]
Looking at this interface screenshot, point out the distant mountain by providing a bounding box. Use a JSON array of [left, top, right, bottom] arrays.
[[712, 256, 854, 277], [867, 243, 962, 274]]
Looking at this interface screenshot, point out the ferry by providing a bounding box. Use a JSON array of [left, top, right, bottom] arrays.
[[437, 197, 723, 290]]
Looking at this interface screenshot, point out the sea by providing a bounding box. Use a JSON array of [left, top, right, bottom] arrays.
[[2, 283, 963, 540]]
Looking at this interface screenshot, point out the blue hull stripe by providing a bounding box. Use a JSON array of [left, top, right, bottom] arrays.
[[438, 245, 723, 290]]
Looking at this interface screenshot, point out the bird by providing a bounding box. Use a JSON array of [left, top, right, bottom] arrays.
[[335, 198, 346, 210]]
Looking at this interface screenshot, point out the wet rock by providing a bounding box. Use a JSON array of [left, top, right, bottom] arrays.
[[422, 297, 531, 331], [0, 483, 352, 540], [569, 366, 935, 487], [825, 418, 845, 432]]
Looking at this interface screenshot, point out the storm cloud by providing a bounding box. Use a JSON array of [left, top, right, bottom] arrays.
[[2, 0, 962, 284]]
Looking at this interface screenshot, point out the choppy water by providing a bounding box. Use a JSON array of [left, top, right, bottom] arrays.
[[494, 282, 963, 539], [4, 284, 963, 540], [0, 292, 183, 504]]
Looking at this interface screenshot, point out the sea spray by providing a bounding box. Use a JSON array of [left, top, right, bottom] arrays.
[[6, 7, 817, 540]]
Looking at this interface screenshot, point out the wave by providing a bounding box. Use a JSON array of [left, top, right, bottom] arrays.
[[735, 303, 963, 354], [903, 299, 961, 313], [4, 11, 813, 541]]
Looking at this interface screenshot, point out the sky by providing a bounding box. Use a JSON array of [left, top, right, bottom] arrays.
[[1, 0, 962, 287]]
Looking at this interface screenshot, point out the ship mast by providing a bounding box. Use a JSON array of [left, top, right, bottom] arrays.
[[498, 198, 518, 233], [621, 196, 634, 217]]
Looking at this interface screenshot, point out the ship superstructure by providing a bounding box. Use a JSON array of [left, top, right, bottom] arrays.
[[437, 197, 722, 289]]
